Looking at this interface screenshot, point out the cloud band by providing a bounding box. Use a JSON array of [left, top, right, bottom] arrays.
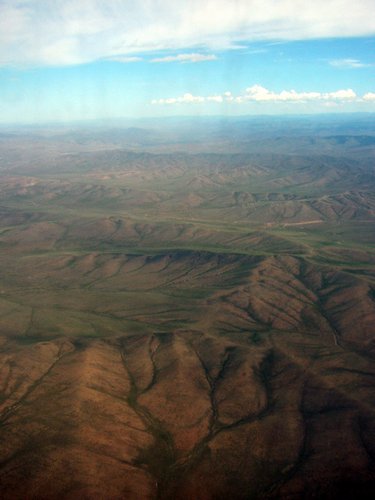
[[151, 85, 374, 105], [1, 1, 374, 67]]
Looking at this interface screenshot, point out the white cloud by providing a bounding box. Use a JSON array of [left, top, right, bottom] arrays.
[[152, 93, 205, 105], [207, 95, 223, 103], [238, 85, 356, 102], [152, 85, 367, 106], [224, 91, 234, 101], [151, 53, 217, 63], [330, 58, 370, 68], [1, 1, 375, 67], [324, 89, 357, 100]]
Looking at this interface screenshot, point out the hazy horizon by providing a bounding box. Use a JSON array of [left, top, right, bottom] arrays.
[[0, 111, 375, 130]]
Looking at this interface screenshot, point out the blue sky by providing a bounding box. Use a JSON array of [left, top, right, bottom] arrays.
[[0, 1, 374, 123]]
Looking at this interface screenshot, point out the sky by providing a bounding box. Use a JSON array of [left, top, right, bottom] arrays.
[[0, 0, 374, 124]]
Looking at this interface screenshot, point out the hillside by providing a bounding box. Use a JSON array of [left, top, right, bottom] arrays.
[[0, 116, 374, 499]]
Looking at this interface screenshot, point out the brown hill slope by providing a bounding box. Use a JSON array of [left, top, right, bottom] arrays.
[[0, 252, 374, 499]]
